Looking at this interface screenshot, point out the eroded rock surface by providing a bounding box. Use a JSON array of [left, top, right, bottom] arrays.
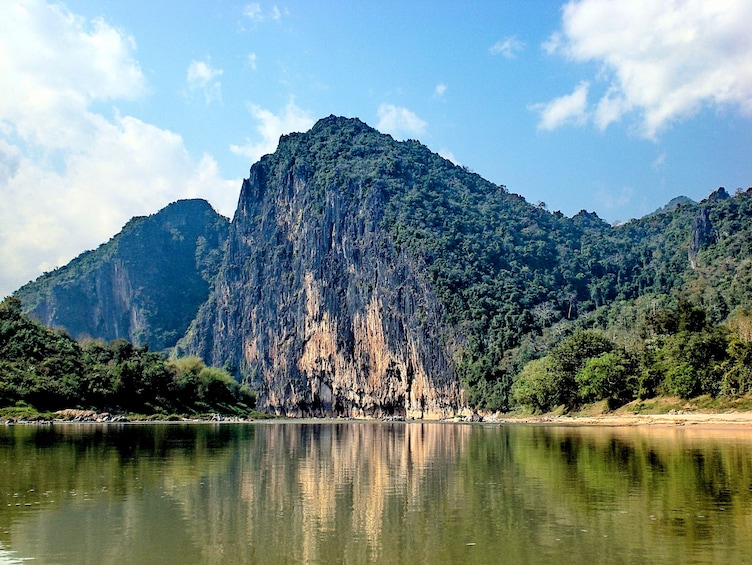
[[183, 117, 463, 417]]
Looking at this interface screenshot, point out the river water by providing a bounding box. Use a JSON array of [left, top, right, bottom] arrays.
[[0, 422, 751, 564]]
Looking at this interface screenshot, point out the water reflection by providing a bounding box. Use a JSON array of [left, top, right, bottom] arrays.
[[0, 423, 751, 564]]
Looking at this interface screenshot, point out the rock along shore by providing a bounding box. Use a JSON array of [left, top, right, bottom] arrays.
[[4, 409, 752, 427]]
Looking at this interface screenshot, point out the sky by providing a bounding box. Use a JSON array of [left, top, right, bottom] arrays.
[[1, 0, 752, 297]]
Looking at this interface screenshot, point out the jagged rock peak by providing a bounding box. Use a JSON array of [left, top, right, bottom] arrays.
[[302, 114, 376, 137], [572, 209, 607, 228], [270, 115, 377, 155], [262, 114, 434, 170], [184, 115, 466, 418], [160, 197, 223, 216], [125, 197, 219, 222], [706, 186, 730, 202]]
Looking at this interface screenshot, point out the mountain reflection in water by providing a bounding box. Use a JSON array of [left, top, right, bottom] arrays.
[[0, 422, 751, 564]]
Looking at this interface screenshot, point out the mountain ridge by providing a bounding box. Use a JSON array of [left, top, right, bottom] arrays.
[[14, 116, 752, 416], [16, 198, 229, 351]]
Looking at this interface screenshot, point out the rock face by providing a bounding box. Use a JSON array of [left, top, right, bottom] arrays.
[[688, 207, 713, 269], [182, 117, 464, 418], [17, 199, 229, 351]]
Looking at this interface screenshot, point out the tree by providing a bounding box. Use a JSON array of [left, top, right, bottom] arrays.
[[575, 350, 637, 407], [727, 309, 752, 342], [653, 328, 729, 398], [1, 300, 256, 415], [511, 357, 563, 413], [547, 331, 616, 406], [512, 331, 623, 412]]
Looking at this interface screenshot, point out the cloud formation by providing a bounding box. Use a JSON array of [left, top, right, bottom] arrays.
[[538, 0, 752, 138], [187, 59, 223, 104], [376, 104, 427, 139], [595, 185, 634, 215], [0, 0, 146, 147], [247, 52, 258, 70], [243, 3, 282, 24], [229, 99, 315, 163], [531, 81, 590, 130], [489, 37, 525, 59], [0, 0, 237, 297]]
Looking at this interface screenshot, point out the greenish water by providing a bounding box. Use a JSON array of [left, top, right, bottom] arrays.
[[0, 422, 751, 564]]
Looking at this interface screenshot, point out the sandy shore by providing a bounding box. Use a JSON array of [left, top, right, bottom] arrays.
[[488, 411, 752, 427]]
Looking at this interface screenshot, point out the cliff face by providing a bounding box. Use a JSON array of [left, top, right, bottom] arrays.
[[183, 118, 464, 417], [16, 199, 229, 351]]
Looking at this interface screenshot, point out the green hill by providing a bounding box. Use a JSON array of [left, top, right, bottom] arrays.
[[10, 117, 752, 416], [15, 199, 229, 352]]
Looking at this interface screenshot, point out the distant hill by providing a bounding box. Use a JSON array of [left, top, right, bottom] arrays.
[[13, 117, 752, 416], [648, 195, 696, 216], [16, 199, 229, 351]]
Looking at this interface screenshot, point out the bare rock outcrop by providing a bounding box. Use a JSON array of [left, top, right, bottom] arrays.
[[182, 117, 464, 418]]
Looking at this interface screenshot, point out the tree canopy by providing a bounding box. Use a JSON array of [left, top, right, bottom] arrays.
[[0, 297, 255, 416]]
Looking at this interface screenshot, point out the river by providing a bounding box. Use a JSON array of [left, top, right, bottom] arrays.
[[0, 422, 750, 564]]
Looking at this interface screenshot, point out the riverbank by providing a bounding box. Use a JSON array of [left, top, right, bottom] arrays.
[[4, 395, 752, 427], [0, 408, 269, 425], [5, 412, 752, 428], [485, 411, 752, 427], [479, 395, 752, 427]]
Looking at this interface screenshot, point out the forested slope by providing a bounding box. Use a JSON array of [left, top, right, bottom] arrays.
[[15, 199, 229, 351], [9, 116, 752, 415], [0, 296, 254, 415]]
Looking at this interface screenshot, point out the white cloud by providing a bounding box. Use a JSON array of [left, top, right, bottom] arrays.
[[187, 59, 223, 104], [434, 84, 447, 98], [0, 115, 237, 298], [247, 52, 258, 70], [0, 1, 238, 297], [489, 36, 525, 58], [0, 0, 146, 150], [243, 3, 262, 22], [542, 32, 562, 56], [651, 152, 667, 172], [593, 86, 630, 130], [531, 81, 590, 130], [438, 148, 459, 165], [229, 99, 315, 163], [543, 0, 752, 138], [376, 104, 427, 139], [243, 3, 282, 24]]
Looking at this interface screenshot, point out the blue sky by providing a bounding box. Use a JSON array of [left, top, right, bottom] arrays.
[[1, 0, 751, 297]]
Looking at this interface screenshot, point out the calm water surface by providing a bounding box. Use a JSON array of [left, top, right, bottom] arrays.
[[0, 422, 751, 564]]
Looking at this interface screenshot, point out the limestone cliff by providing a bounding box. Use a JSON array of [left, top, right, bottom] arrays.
[[13, 115, 752, 416], [182, 117, 464, 417], [16, 199, 229, 351]]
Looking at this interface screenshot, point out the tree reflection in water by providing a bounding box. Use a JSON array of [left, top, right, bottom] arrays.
[[0, 422, 750, 564]]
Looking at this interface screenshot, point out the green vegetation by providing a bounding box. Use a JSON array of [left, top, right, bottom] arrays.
[[278, 119, 752, 412], [512, 303, 752, 413], [15, 199, 229, 351], [9, 118, 752, 415], [0, 297, 255, 417]]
